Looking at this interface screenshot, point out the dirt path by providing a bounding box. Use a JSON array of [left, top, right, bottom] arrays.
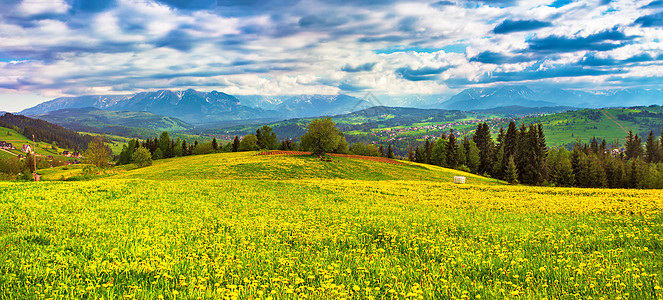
[[601, 110, 629, 134], [0, 148, 17, 156]]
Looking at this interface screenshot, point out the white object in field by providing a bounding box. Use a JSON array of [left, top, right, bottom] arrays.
[[454, 176, 466, 184]]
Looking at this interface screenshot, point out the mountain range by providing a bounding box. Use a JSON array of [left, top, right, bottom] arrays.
[[436, 86, 663, 110], [21, 90, 370, 125], [18, 86, 663, 128]]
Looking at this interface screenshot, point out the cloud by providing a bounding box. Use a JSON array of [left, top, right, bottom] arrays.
[[469, 51, 531, 64], [526, 28, 636, 53], [493, 19, 552, 34], [634, 13, 663, 27], [395, 66, 450, 81], [579, 53, 657, 66], [341, 62, 377, 72], [154, 30, 201, 51], [70, 0, 116, 13], [642, 0, 663, 8], [432, 1, 455, 6]]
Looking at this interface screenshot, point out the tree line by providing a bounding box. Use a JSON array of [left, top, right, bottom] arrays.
[[111, 117, 663, 189], [407, 121, 663, 189]]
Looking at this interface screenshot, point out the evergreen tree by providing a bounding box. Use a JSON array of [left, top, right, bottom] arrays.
[[414, 145, 425, 163], [502, 121, 518, 174], [549, 147, 575, 187], [445, 130, 459, 168], [117, 139, 138, 165], [256, 125, 278, 150], [431, 138, 447, 166], [465, 140, 480, 174], [424, 139, 432, 164], [590, 137, 599, 154], [473, 122, 494, 174], [504, 156, 519, 184], [387, 142, 395, 159], [181, 140, 188, 156], [408, 145, 415, 161], [587, 154, 607, 188], [624, 130, 643, 160], [232, 136, 240, 152], [492, 144, 504, 178], [159, 131, 171, 158], [645, 130, 660, 163], [212, 138, 218, 151], [379, 144, 384, 157]]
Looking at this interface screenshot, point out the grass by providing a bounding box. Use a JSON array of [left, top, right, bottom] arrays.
[[0, 152, 661, 299]]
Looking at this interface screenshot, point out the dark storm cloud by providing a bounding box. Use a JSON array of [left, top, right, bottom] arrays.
[[493, 19, 552, 34], [526, 28, 636, 53]]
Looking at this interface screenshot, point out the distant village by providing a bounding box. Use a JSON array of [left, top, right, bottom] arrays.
[[0, 140, 83, 164]]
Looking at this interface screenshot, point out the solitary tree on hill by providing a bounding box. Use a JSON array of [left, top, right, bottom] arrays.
[[300, 117, 344, 155], [85, 137, 112, 168]]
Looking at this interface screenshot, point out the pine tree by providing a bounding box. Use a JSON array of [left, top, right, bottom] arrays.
[[492, 144, 504, 178], [181, 140, 188, 156], [387, 142, 395, 159], [536, 123, 549, 184], [502, 121, 518, 174], [379, 144, 384, 157], [431, 138, 447, 166], [424, 139, 433, 164], [590, 137, 599, 154], [408, 145, 415, 161], [446, 130, 459, 168], [473, 122, 494, 175], [415, 145, 425, 163], [232, 136, 240, 152], [212, 138, 218, 151], [504, 155, 518, 184], [645, 130, 660, 163], [624, 130, 643, 160]]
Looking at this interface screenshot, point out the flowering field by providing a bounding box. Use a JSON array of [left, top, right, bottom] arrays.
[[0, 152, 662, 299]]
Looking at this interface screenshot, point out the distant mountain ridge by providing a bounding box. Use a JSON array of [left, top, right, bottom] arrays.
[[34, 107, 193, 138], [437, 86, 663, 110], [21, 90, 369, 125]]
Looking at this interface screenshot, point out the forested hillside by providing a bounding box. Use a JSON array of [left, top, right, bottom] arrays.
[[0, 113, 95, 151]]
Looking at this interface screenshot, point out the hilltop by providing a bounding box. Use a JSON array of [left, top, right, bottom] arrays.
[[42, 151, 502, 184]]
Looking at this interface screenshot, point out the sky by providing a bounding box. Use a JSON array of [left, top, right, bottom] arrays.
[[1, 0, 663, 111]]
